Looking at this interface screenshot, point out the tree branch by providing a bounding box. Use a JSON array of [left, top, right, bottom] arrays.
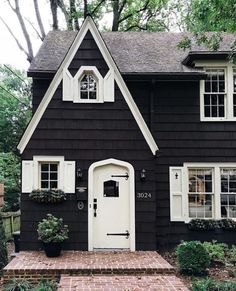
[[118, 0, 150, 24], [118, 0, 127, 14], [50, 0, 59, 30], [7, 0, 34, 62], [90, 0, 106, 16], [24, 17, 44, 41], [0, 16, 29, 60], [57, 0, 71, 29], [33, 0, 46, 38]]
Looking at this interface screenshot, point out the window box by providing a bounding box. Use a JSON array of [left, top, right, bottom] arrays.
[[29, 189, 66, 204]]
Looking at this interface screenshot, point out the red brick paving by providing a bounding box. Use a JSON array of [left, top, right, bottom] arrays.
[[3, 251, 189, 289], [4, 251, 174, 274], [58, 275, 189, 291]]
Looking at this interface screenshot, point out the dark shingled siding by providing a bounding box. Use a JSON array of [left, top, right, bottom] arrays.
[[21, 29, 236, 251], [21, 32, 156, 251]]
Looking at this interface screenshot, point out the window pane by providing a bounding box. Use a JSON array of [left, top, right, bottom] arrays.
[[50, 172, 58, 180], [81, 91, 88, 99], [204, 106, 210, 117], [80, 74, 97, 101], [89, 91, 96, 100], [50, 181, 58, 189], [41, 164, 49, 171], [104, 180, 119, 197], [50, 164, 58, 171], [41, 173, 48, 180], [41, 181, 48, 189]]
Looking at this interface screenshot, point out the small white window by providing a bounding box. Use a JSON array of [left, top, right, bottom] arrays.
[[40, 162, 59, 189], [220, 168, 236, 218], [80, 74, 97, 100], [199, 63, 236, 121], [204, 69, 226, 118], [188, 168, 213, 219]]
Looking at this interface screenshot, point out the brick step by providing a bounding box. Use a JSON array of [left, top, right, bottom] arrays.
[[3, 251, 175, 283], [58, 275, 189, 291]]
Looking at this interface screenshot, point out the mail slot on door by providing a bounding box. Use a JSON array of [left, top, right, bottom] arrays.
[[76, 187, 88, 201]]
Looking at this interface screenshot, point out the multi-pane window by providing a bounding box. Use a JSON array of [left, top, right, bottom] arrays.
[[233, 69, 236, 117], [204, 69, 225, 118], [40, 163, 58, 189], [220, 169, 236, 218], [188, 168, 213, 218], [80, 74, 97, 100]]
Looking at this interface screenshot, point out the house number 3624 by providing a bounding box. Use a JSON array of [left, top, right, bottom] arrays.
[[136, 192, 152, 199]]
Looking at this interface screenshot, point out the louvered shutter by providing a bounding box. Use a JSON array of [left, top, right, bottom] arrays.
[[169, 167, 184, 221], [63, 69, 73, 101], [22, 160, 34, 193], [64, 161, 76, 193]]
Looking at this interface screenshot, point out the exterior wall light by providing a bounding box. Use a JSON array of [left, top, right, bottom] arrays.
[[140, 169, 146, 181], [77, 168, 83, 180]]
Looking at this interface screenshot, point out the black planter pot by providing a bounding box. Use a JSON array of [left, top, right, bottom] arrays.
[[43, 242, 63, 257]]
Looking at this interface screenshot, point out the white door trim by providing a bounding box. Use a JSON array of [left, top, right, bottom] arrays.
[[88, 158, 135, 251]]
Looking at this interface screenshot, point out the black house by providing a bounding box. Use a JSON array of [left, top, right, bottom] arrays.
[[18, 16, 236, 251]]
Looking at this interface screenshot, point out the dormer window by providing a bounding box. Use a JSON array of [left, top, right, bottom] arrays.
[[80, 74, 97, 100]]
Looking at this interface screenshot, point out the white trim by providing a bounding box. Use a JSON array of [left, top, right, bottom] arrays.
[[17, 16, 158, 155], [63, 69, 73, 101], [73, 66, 104, 103], [196, 61, 236, 121], [88, 158, 135, 251], [182, 162, 236, 222], [33, 156, 64, 190]]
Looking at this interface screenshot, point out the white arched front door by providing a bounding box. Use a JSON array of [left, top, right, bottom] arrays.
[[88, 159, 135, 251]]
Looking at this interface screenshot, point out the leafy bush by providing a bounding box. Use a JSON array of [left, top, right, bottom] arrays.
[[229, 245, 236, 260], [4, 278, 32, 291], [219, 219, 236, 231], [176, 241, 211, 275], [37, 214, 69, 243], [188, 219, 218, 231], [29, 189, 66, 204], [191, 278, 236, 291], [35, 279, 57, 291], [202, 241, 228, 261], [0, 213, 8, 270]]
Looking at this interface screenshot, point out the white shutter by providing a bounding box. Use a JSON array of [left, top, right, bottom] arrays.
[[104, 69, 114, 102], [22, 160, 34, 193], [169, 167, 184, 221], [63, 69, 73, 101], [64, 161, 75, 193]]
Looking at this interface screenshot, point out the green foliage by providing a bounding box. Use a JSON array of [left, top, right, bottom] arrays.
[[0, 65, 31, 153], [185, 0, 236, 33], [37, 214, 69, 243], [188, 219, 219, 230], [191, 278, 236, 291], [34, 279, 57, 291], [176, 241, 211, 275], [0, 214, 8, 270], [202, 241, 228, 261], [29, 189, 66, 204], [4, 278, 32, 291], [229, 245, 236, 260], [219, 219, 236, 231]]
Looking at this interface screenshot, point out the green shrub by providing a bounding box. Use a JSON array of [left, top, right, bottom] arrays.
[[176, 241, 211, 275], [0, 213, 8, 270], [188, 219, 218, 231], [219, 219, 236, 231], [4, 278, 32, 291], [35, 279, 57, 291], [191, 278, 236, 291], [229, 245, 236, 260], [202, 241, 228, 261]]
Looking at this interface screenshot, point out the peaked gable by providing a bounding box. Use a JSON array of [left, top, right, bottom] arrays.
[[18, 16, 159, 155]]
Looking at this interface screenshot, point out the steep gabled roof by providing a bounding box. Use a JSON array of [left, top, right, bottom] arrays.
[[18, 17, 159, 155], [28, 31, 236, 75]]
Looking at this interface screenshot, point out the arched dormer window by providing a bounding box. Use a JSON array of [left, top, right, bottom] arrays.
[[80, 73, 97, 100]]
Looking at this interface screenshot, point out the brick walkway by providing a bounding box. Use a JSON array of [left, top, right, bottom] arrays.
[[3, 251, 189, 290], [58, 275, 189, 291]]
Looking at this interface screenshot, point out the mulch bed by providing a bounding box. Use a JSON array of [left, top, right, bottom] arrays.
[[160, 249, 236, 289]]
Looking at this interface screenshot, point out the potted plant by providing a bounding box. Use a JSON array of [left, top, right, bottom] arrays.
[[37, 214, 69, 257], [29, 189, 66, 204]]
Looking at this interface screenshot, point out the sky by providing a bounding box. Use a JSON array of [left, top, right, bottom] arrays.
[[0, 1, 112, 71], [0, 0, 60, 70]]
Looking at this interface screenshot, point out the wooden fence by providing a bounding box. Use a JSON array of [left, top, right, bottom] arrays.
[[1, 210, 20, 240]]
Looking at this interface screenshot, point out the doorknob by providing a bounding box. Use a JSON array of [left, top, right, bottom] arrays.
[[93, 198, 97, 217]]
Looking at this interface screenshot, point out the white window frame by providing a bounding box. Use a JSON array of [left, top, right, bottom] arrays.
[[33, 156, 64, 190], [74, 66, 104, 103], [183, 163, 236, 222], [197, 61, 235, 121]]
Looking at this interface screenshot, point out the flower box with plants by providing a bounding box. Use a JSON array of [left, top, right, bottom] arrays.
[[37, 214, 69, 257], [29, 189, 66, 204], [188, 218, 236, 231]]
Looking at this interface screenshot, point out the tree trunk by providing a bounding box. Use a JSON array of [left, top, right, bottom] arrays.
[[33, 0, 46, 39], [50, 0, 59, 30], [112, 0, 120, 31]]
